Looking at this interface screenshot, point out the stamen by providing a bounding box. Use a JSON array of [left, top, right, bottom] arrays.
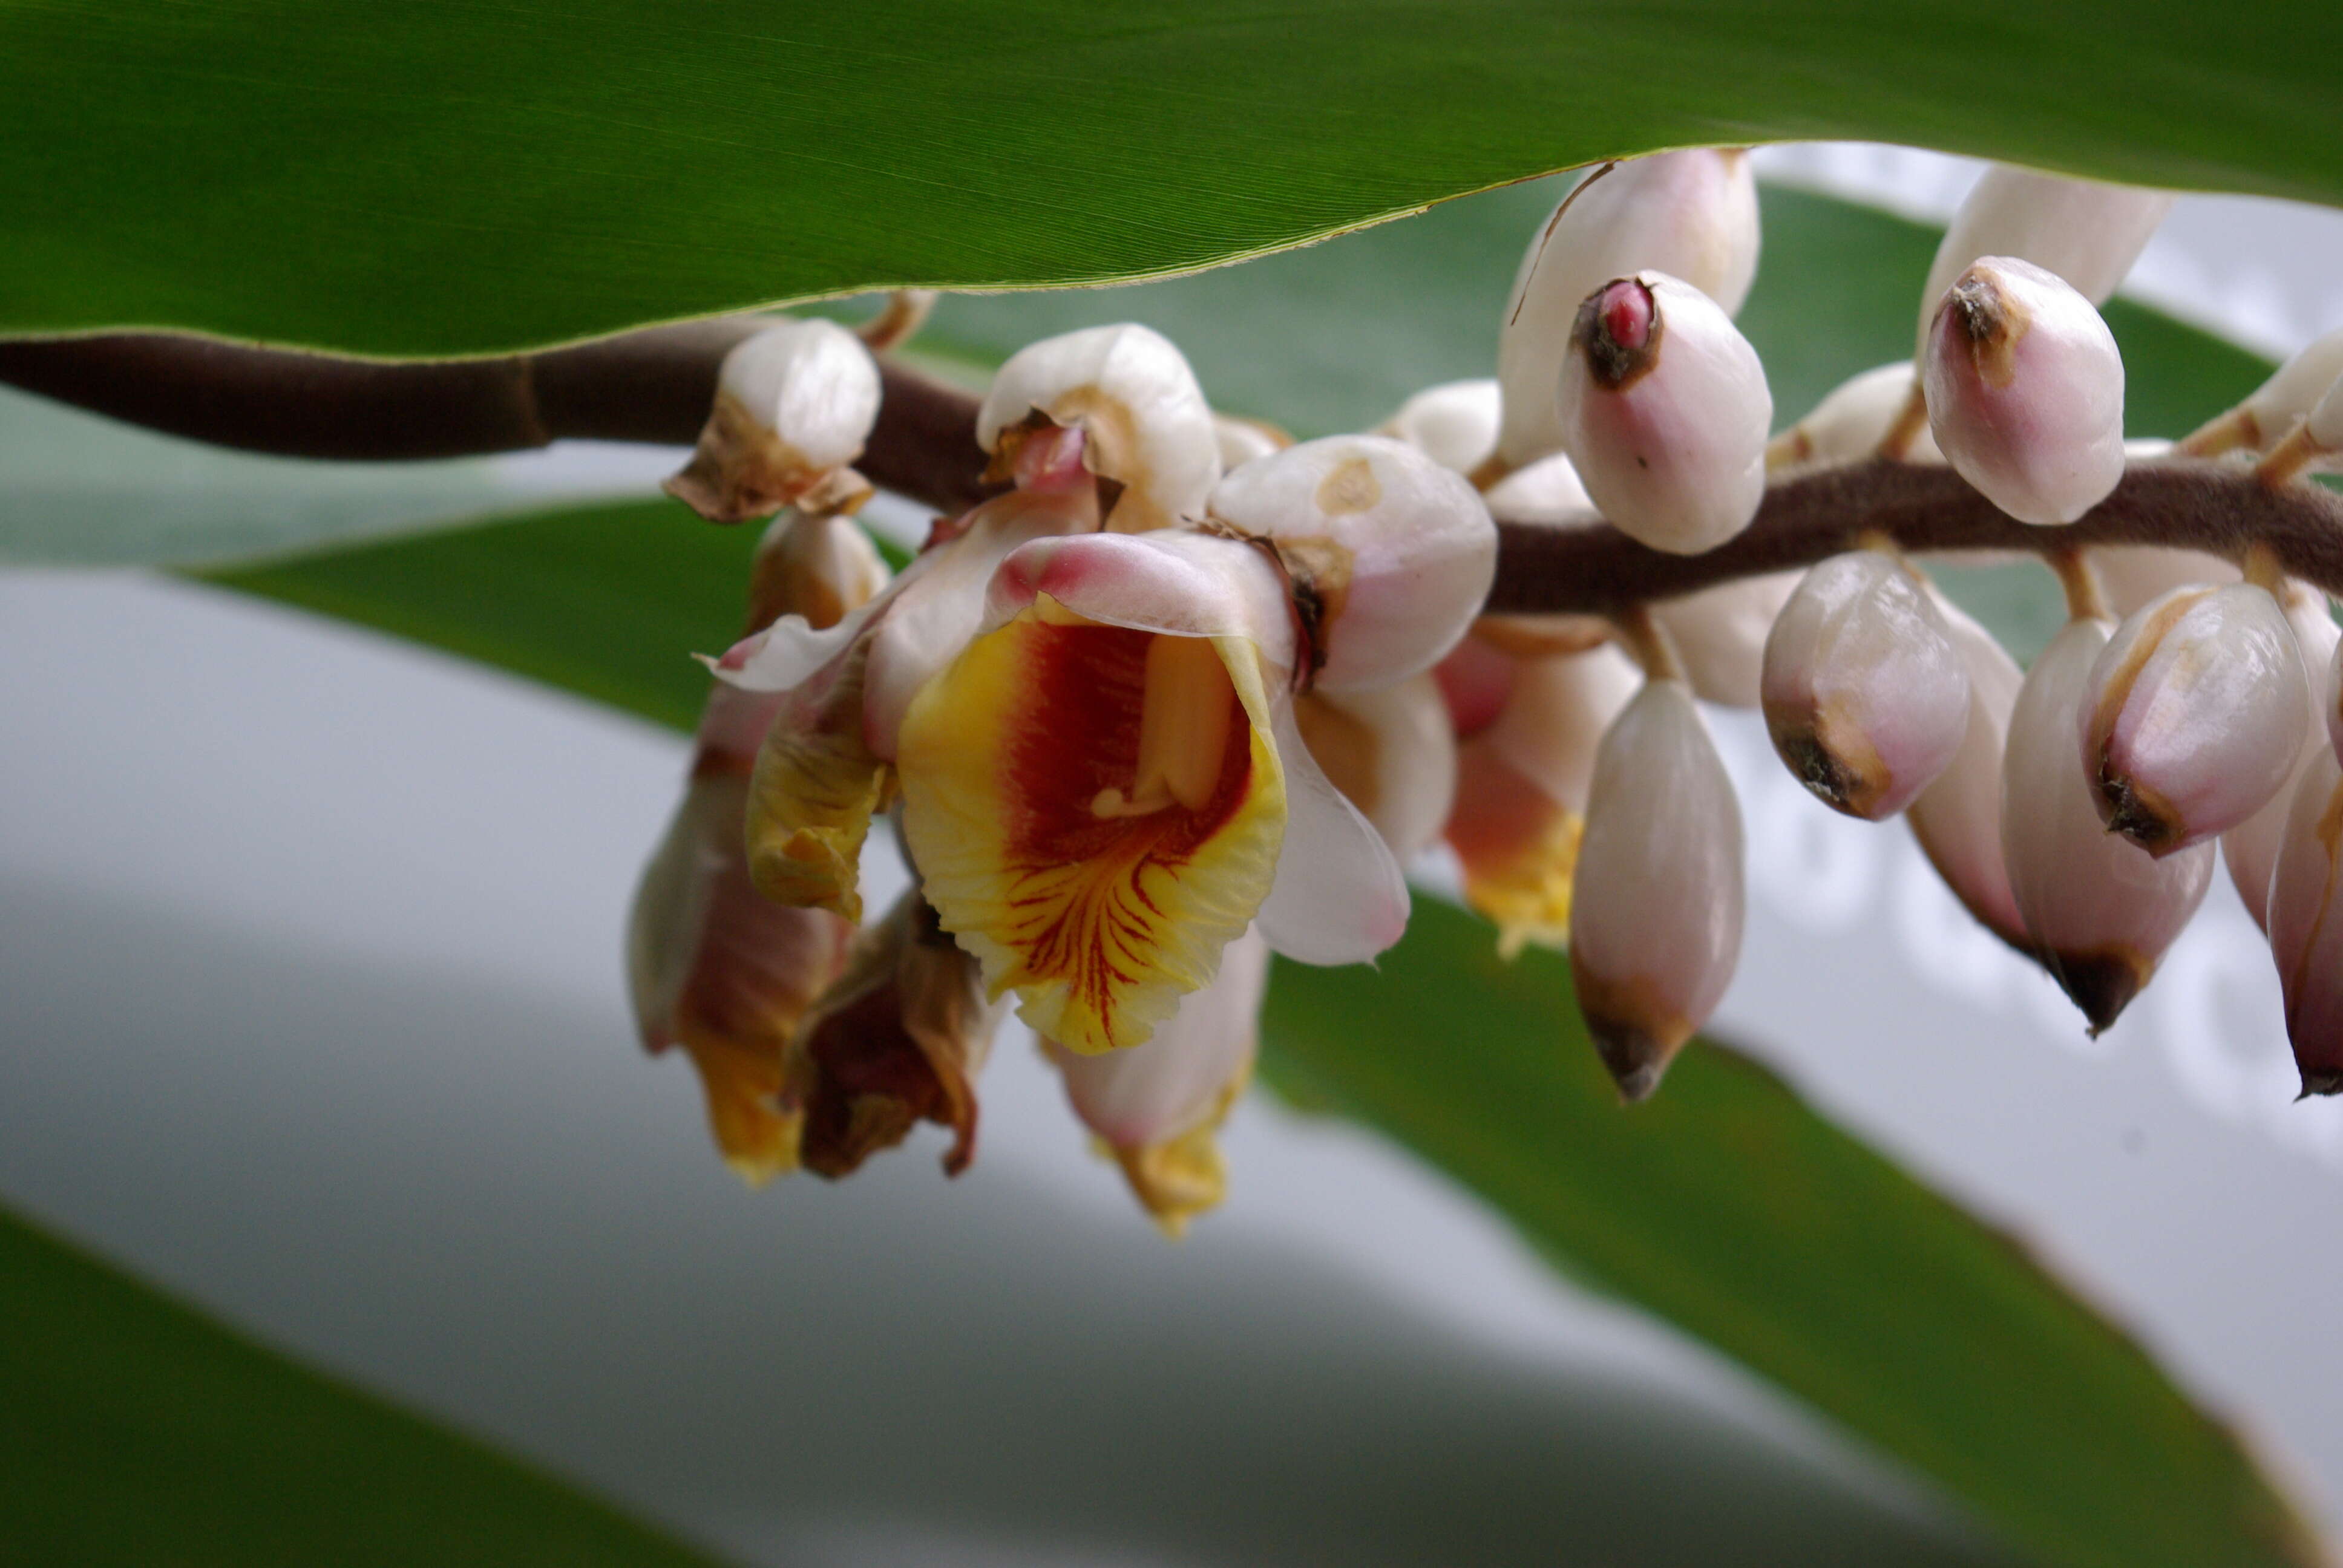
[[1091, 635, 1235, 818]]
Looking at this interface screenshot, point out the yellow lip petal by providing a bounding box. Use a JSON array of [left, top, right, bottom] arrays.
[[898, 606, 1286, 1054], [1449, 748, 1582, 959]]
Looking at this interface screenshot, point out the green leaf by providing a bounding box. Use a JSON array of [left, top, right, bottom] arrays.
[[0, 1203, 723, 1566], [200, 483, 2318, 1568], [1257, 905, 2317, 1568], [5, 1, 2341, 354]]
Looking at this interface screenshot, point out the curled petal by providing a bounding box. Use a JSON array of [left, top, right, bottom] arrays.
[[745, 637, 891, 923], [666, 319, 881, 523], [1256, 696, 1412, 965], [1922, 256, 2125, 526], [1447, 644, 1640, 956], [1381, 378, 1501, 475], [1762, 552, 1970, 820], [1294, 675, 1458, 861], [1048, 928, 1271, 1235], [975, 323, 1221, 532], [2080, 584, 2309, 854], [2003, 618, 2212, 1032], [2224, 586, 2339, 930], [1206, 434, 1497, 690], [985, 528, 1299, 668], [785, 891, 1006, 1178], [899, 608, 1288, 1055], [1497, 150, 1760, 470], [1557, 272, 1772, 555], [1907, 595, 2031, 950], [1918, 166, 2171, 353]]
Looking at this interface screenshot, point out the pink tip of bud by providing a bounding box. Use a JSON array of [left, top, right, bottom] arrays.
[[1598, 279, 1654, 354]]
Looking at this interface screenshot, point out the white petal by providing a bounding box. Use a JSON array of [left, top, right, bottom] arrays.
[[1295, 675, 1458, 861], [1049, 929, 1271, 1151], [2224, 587, 2339, 930], [1257, 697, 1411, 965], [2243, 327, 2343, 450], [1381, 379, 1502, 475]]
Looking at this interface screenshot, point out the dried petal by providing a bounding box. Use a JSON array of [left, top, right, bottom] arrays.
[[2080, 584, 2309, 854], [1556, 272, 1771, 555], [1568, 678, 1745, 1099], [1762, 552, 1970, 820], [1922, 256, 2125, 526], [666, 319, 881, 523], [2002, 618, 2212, 1032]]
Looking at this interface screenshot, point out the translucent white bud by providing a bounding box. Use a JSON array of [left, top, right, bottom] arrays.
[[1907, 596, 2030, 950], [1212, 413, 1289, 471], [2091, 546, 2239, 617], [666, 319, 882, 523], [1769, 361, 1942, 468], [1918, 166, 2172, 355], [1568, 678, 1745, 1100], [2079, 584, 2310, 855], [1761, 552, 1970, 820], [1922, 256, 2125, 526], [2266, 746, 2343, 1096], [1207, 434, 1498, 690], [2186, 327, 2343, 456], [2002, 618, 2212, 1033], [976, 324, 1221, 532], [1296, 675, 1458, 861], [1556, 272, 1771, 555], [1651, 575, 1799, 708], [1381, 379, 1502, 475], [1496, 150, 1760, 471], [2223, 586, 2338, 930]]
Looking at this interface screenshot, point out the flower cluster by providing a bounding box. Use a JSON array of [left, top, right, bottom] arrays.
[[632, 151, 2343, 1228]]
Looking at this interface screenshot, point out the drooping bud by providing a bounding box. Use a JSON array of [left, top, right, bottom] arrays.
[[1447, 643, 1640, 956], [2223, 584, 2338, 930], [1047, 928, 1271, 1235], [1907, 596, 2031, 950], [1381, 379, 1501, 475], [2002, 618, 2213, 1032], [667, 319, 882, 524], [1206, 434, 1498, 690], [2079, 584, 2310, 855], [1918, 166, 2172, 355], [1556, 272, 1771, 555], [785, 892, 1006, 1178], [1568, 678, 1745, 1100], [1294, 675, 1458, 861], [1922, 256, 2125, 526], [1766, 361, 1943, 469], [2266, 743, 2343, 1094], [975, 324, 1221, 532], [1212, 413, 1290, 471], [2184, 326, 2343, 457], [1761, 552, 1970, 820], [1496, 150, 1760, 471]]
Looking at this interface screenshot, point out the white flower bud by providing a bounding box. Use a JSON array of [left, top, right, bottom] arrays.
[[1922, 256, 2125, 526], [1211, 413, 1289, 471], [976, 324, 1221, 532], [1907, 596, 2030, 950], [2090, 546, 2239, 617], [1295, 675, 1458, 861], [1761, 552, 1970, 820], [1380, 379, 1502, 475], [1207, 434, 1497, 690], [2192, 327, 2343, 455], [1653, 575, 1800, 709], [2079, 584, 2310, 855], [2002, 618, 2212, 1032], [1918, 166, 2172, 355], [1769, 362, 1942, 468], [1556, 272, 1771, 555], [1496, 151, 1760, 471], [2266, 746, 2343, 1095], [666, 319, 882, 523], [1568, 678, 1745, 1100], [2223, 586, 2338, 930]]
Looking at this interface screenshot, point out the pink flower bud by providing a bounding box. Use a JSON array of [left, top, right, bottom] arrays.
[[666, 319, 882, 523], [1295, 675, 1458, 861], [1568, 678, 1745, 1100], [1918, 166, 2172, 354], [2079, 584, 2310, 854], [2266, 745, 2343, 1095], [1497, 150, 1759, 470], [1556, 272, 1772, 555], [1769, 362, 1942, 468], [976, 324, 1221, 532], [2002, 618, 2213, 1032], [1381, 379, 1501, 475], [1907, 595, 2029, 949], [1761, 552, 1970, 820], [1206, 434, 1497, 690], [1922, 256, 2125, 526], [2223, 586, 2338, 930]]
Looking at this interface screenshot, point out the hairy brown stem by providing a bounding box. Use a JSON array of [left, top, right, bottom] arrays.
[[4, 330, 2340, 609]]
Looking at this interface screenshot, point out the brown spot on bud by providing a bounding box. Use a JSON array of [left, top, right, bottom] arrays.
[[1269, 535, 1355, 685], [1945, 269, 2033, 390], [666, 390, 831, 524], [2299, 1070, 2343, 1100], [2092, 762, 2184, 855], [1571, 278, 1664, 390], [1571, 963, 1693, 1102], [2043, 944, 2152, 1036], [1314, 454, 1383, 515], [1765, 700, 1890, 819]]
